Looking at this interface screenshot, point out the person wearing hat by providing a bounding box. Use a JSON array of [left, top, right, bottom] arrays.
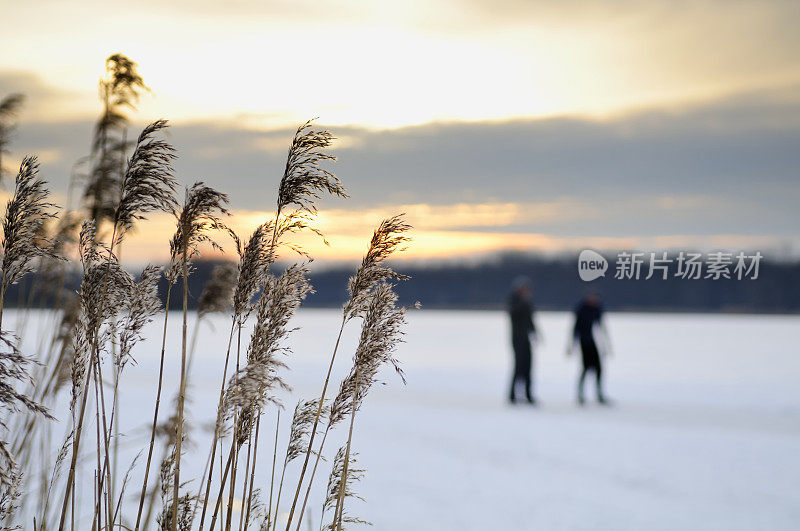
[[508, 276, 538, 404]]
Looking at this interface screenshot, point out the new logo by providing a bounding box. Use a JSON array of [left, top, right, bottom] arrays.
[[578, 250, 608, 281]]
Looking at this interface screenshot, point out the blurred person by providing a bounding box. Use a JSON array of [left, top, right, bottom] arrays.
[[567, 292, 611, 405], [508, 276, 539, 404]]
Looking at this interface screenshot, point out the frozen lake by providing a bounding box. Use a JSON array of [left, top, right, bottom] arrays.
[[11, 309, 800, 530]]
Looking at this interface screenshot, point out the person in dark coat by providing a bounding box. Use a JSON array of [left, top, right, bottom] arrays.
[[508, 276, 538, 404], [568, 292, 610, 405]]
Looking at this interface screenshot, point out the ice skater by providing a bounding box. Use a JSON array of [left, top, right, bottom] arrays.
[[508, 276, 539, 404], [567, 292, 611, 405]]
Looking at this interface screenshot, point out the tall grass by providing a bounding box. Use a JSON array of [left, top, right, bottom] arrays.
[[0, 93, 25, 184], [0, 54, 413, 531], [85, 54, 147, 231]]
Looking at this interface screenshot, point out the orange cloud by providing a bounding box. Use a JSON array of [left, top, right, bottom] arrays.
[[115, 200, 788, 268]]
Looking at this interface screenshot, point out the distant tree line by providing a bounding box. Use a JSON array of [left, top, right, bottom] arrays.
[[5, 253, 799, 314], [316, 253, 800, 313]]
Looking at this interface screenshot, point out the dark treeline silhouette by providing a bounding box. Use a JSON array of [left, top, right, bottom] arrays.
[[313, 253, 800, 313], [5, 252, 799, 314]]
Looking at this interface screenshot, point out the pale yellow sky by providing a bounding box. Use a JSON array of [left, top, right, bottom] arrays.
[[3, 0, 798, 128]]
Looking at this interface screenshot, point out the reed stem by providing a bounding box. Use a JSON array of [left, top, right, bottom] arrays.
[[58, 222, 120, 530], [268, 411, 280, 531], [135, 285, 173, 530], [170, 245, 189, 530], [286, 319, 345, 530], [198, 320, 237, 529]]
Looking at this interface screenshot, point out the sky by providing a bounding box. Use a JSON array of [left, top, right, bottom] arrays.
[[1, 0, 798, 265]]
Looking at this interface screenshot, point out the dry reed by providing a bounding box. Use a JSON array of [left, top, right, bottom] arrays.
[[0, 81, 412, 531], [0, 93, 24, 184], [287, 215, 410, 531], [85, 54, 148, 228], [321, 447, 367, 531], [1, 156, 59, 329], [169, 182, 229, 530]]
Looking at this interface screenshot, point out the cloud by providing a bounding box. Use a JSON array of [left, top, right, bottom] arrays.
[[3, 84, 798, 255], [4, 0, 799, 129], [0, 71, 95, 122]]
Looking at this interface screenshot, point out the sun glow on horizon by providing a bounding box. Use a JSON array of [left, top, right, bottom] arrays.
[[113, 201, 796, 268], [2, 0, 798, 264]]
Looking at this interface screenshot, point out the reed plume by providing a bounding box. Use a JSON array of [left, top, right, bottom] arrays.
[[199, 262, 238, 320], [0, 213, 81, 492], [0, 96, 416, 530], [286, 400, 324, 465], [243, 488, 267, 531], [0, 95, 24, 121], [223, 265, 311, 419], [0, 156, 59, 330], [329, 283, 406, 426], [170, 182, 229, 530], [30, 211, 82, 305], [168, 183, 229, 275], [117, 265, 162, 371], [113, 119, 178, 243], [277, 121, 346, 215], [268, 399, 324, 531], [0, 332, 52, 425], [68, 223, 134, 523], [196, 223, 275, 529], [77, 125, 173, 371], [209, 266, 311, 529], [203, 119, 345, 530], [231, 223, 273, 323], [0, 456, 20, 529], [102, 54, 148, 114], [287, 215, 410, 530], [343, 215, 410, 320], [85, 54, 148, 228], [321, 447, 367, 531], [93, 263, 163, 526], [271, 120, 348, 259], [54, 121, 175, 485], [68, 223, 130, 409], [0, 331, 52, 526], [328, 283, 406, 530], [90, 264, 162, 530], [156, 445, 195, 531], [57, 218, 139, 530], [0, 93, 24, 185]]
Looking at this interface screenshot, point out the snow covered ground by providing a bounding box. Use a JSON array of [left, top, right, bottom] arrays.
[[11, 309, 800, 530]]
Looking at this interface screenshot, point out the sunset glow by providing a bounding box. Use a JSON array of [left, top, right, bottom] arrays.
[[2, 0, 798, 262]]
